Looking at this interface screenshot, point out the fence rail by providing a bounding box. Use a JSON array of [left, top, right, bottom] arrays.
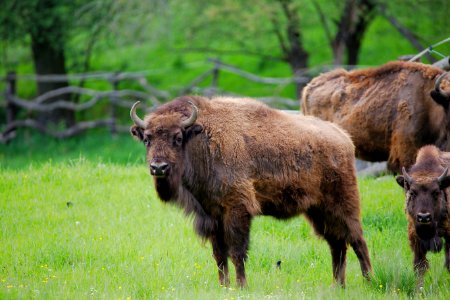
[[4, 55, 447, 143], [1, 59, 302, 143]]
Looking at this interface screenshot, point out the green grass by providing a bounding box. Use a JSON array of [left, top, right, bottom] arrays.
[[0, 130, 144, 170], [1, 133, 450, 299]]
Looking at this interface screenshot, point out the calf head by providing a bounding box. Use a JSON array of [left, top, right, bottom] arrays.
[[396, 167, 450, 241], [130, 99, 203, 201]]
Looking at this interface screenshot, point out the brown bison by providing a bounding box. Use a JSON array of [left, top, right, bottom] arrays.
[[302, 61, 450, 173], [396, 145, 450, 287], [130, 95, 371, 287]]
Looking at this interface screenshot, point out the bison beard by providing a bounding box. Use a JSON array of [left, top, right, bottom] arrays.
[[130, 96, 372, 287], [154, 177, 175, 202]]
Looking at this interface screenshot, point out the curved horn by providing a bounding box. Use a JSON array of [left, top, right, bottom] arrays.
[[180, 101, 198, 128], [435, 71, 450, 98], [130, 101, 146, 128], [438, 167, 449, 184], [402, 167, 413, 185]]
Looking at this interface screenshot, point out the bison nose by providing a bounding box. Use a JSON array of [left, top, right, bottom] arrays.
[[150, 161, 169, 176], [417, 212, 432, 224]]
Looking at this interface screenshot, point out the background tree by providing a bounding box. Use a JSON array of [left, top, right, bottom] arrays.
[[0, 0, 165, 125], [314, 0, 376, 65], [0, 0, 86, 126], [1, 0, 448, 109], [175, 0, 314, 97], [377, 0, 449, 63]]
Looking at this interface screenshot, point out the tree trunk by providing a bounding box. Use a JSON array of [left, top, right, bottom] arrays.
[[332, 0, 375, 66], [332, 0, 357, 65], [346, 0, 375, 65], [279, 0, 309, 98], [30, 7, 74, 127]]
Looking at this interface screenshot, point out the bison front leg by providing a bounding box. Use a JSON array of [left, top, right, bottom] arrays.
[[210, 221, 230, 286], [223, 205, 251, 288], [445, 237, 450, 273], [413, 244, 429, 288]]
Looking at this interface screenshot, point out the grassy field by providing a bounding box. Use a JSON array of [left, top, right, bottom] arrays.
[[1, 133, 450, 299]]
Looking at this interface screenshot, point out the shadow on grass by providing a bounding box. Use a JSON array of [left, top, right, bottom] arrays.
[[0, 129, 145, 169]]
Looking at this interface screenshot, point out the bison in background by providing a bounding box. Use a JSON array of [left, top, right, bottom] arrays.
[[395, 145, 450, 287], [130, 96, 372, 287], [302, 61, 450, 173]]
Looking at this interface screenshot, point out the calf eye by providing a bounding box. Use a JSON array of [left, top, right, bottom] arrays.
[[432, 191, 440, 199], [143, 136, 151, 147]]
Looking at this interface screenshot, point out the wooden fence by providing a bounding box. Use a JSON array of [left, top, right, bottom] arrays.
[[2, 54, 449, 144], [1, 59, 310, 143]]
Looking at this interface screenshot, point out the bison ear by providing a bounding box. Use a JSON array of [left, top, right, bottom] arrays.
[[185, 124, 203, 140], [130, 125, 144, 141], [430, 90, 449, 109], [395, 175, 409, 189]]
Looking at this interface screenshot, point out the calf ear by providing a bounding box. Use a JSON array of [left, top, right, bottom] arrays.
[[438, 175, 450, 190], [185, 124, 203, 141], [396, 175, 407, 189], [130, 125, 144, 141]]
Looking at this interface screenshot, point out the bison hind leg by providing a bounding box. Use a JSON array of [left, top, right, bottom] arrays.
[[305, 207, 347, 286], [325, 235, 348, 287], [306, 206, 372, 283]]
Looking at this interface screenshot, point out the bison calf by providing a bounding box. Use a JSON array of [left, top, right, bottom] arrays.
[[130, 96, 372, 287], [396, 145, 450, 287]]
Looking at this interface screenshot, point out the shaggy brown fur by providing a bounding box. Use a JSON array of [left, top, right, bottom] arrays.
[[130, 95, 372, 287], [396, 145, 450, 287], [302, 61, 450, 173]]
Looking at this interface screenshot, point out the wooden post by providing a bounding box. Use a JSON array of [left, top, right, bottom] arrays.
[[206, 61, 220, 98], [5, 71, 17, 141], [109, 73, 119, 135]]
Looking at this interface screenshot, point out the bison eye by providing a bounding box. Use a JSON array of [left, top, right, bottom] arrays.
[[174, 134, 183, 146]]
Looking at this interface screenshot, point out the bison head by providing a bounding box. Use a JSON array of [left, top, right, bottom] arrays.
[[396, 167, 450, 241], [130, 99, 203, 201]]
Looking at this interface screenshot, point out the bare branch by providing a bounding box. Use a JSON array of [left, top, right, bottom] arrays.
[[1, 119, 114, 142], [207, 58, 309, 84], [311, 0, 332, 45], [177, 68, 215, 95], [378, 3, 435, 62], [8, 87, 160, 111], [270, 15, 289, 56], [176, 47, 282, 62]]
